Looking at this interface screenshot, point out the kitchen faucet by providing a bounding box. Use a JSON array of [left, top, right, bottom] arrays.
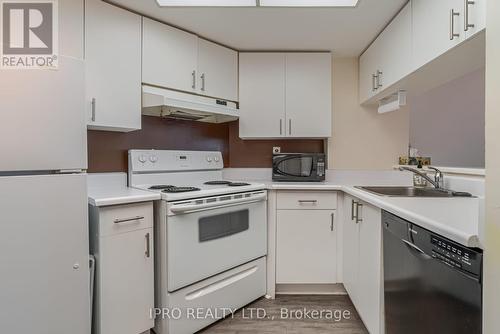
[[399, 166, 444, 189]]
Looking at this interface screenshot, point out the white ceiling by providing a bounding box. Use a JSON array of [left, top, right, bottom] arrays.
[[108, 0, 407, 56]]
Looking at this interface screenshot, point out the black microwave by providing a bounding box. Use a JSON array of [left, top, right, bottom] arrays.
[[272, 153, 326, 182]]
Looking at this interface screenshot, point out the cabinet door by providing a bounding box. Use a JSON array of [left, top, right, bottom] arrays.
[[359, 42, 378, 104], [85, 0, 142, 132], [342, 195, 360, 305], [357, 202, 383, 334], [142, 18, 198, 93], [413, 0, 464, 69], [198, 39, 238, 101], [276, 209, 337, 284], [285, 53, 332, 138], [99, 228, 154, 334], [464, 0, 486, 39], [239, 53, 286, 138], [377, 2, 412, 90]]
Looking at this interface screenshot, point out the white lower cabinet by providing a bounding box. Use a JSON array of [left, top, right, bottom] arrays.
[[276, 191, 337, 284], [342, 194, 383, 334], [89, 202, 154, 334]]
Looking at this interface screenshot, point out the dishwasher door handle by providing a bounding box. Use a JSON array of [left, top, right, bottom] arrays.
[[403, 239, 432, 260]]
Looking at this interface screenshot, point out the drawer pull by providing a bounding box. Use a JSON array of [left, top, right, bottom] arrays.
[[114, 216, 144, 224], [298, 200, 318, 204]]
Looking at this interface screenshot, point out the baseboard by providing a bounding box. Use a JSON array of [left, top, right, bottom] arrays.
[[275, 283, 347, 295]]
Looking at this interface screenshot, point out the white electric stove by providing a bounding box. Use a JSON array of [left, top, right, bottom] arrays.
[[128, 150, 268, 334]]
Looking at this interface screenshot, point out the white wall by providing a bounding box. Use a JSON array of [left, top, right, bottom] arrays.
[[484, 0, 500, 332], [328, 57, 409, 170]]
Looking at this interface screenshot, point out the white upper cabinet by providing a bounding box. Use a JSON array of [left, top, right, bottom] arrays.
[[239, 52, 332, 139], [285, 53, 332, 138], [142, 18, 238, 101], [377, 2, 412, 90], [412, 0, 463, 70], [239, 53, 286, 138], [143, 18, 199, 93], [85, 0, 142, 132], [197, 39, 238, 101], [360, 0, 486, 105], [359, 2, 411, 103], [464, 0, 486, 39], [359, 33, 383, 103]]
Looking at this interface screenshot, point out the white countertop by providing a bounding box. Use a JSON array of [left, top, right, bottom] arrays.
[[87, 173, 161, 207], [264, 181, 481, 248], [87, 171, 483, 248]]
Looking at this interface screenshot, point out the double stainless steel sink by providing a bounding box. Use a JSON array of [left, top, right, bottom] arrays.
[[355, 186, 472, 198]]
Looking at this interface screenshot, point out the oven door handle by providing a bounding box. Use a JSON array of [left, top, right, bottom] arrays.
[[170, 192, 267, 214]]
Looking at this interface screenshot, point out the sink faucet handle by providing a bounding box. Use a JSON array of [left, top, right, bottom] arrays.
[[428, 167, 444, 187]]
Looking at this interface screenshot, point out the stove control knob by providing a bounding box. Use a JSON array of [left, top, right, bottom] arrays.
[[206, 156, 212, 163], [214, 156, 220, 162], [138, 155, 147, 163], [149, 155, 158, 163]]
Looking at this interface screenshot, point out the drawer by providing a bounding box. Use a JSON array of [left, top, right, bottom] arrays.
[[99, 202, 153, 237], [277, 191, 337, 210], [162, 257, 266, 334]]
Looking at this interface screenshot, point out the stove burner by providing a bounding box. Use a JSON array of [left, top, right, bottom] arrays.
[[227, 182, 251, 187], [204, 180, 232, 185], [161, 186, 201, 193], [148, 185, 174, 190]]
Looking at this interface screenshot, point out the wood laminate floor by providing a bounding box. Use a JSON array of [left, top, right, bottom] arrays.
[[198, 295, 368, 334]]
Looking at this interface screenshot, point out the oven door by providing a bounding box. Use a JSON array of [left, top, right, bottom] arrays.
[[166, 192, 267, 292]]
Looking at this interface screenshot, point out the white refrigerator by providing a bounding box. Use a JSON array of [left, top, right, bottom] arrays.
[[0, 53, 91, 334]]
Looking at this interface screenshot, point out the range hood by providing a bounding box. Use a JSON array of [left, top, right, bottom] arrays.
[[142, 85, 239, 123]]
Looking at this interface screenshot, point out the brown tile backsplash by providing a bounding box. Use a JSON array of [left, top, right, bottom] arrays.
[[87, 116, 325, 173]]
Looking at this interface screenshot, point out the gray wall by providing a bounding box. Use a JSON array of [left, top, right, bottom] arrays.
[[409, 69, 485, 168]]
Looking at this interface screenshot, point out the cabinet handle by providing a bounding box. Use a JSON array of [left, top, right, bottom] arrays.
[[191, 70, 196, 89], [355, 202, 363, 224], [372, 74, 377, 91], [280, 119, 283, 135], [330, 213, 335, 231], [145, 233, 151, 258], [289, 119, 292, 135], [91, 98, 96, 122], [376, 70, 383, 89], [450, 9, 460, 40], [114, 216, 144, 224], [298, 200, 318, 204], [201, 73, 206, 91], [464, 0, 475, 31], [351, 200, 357, 220]]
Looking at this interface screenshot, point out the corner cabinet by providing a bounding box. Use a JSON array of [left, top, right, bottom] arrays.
[[239, 52, 332, 139], [89, 202, 155, 334], [142, 18, 238, 102], [85, 0, 142, 132], [342, 194, 384, 334]]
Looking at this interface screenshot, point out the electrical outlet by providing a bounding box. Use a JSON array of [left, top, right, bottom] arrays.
[[273, 147, 281, 154]]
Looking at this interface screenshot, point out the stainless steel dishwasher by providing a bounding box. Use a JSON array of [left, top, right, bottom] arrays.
[[382, 211, 482, 334]]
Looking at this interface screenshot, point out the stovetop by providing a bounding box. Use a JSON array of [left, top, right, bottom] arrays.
[[137, 180, 266, 201]]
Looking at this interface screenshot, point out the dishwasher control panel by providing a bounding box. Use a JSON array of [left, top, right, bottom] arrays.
[[430, 235, 482, 277]]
